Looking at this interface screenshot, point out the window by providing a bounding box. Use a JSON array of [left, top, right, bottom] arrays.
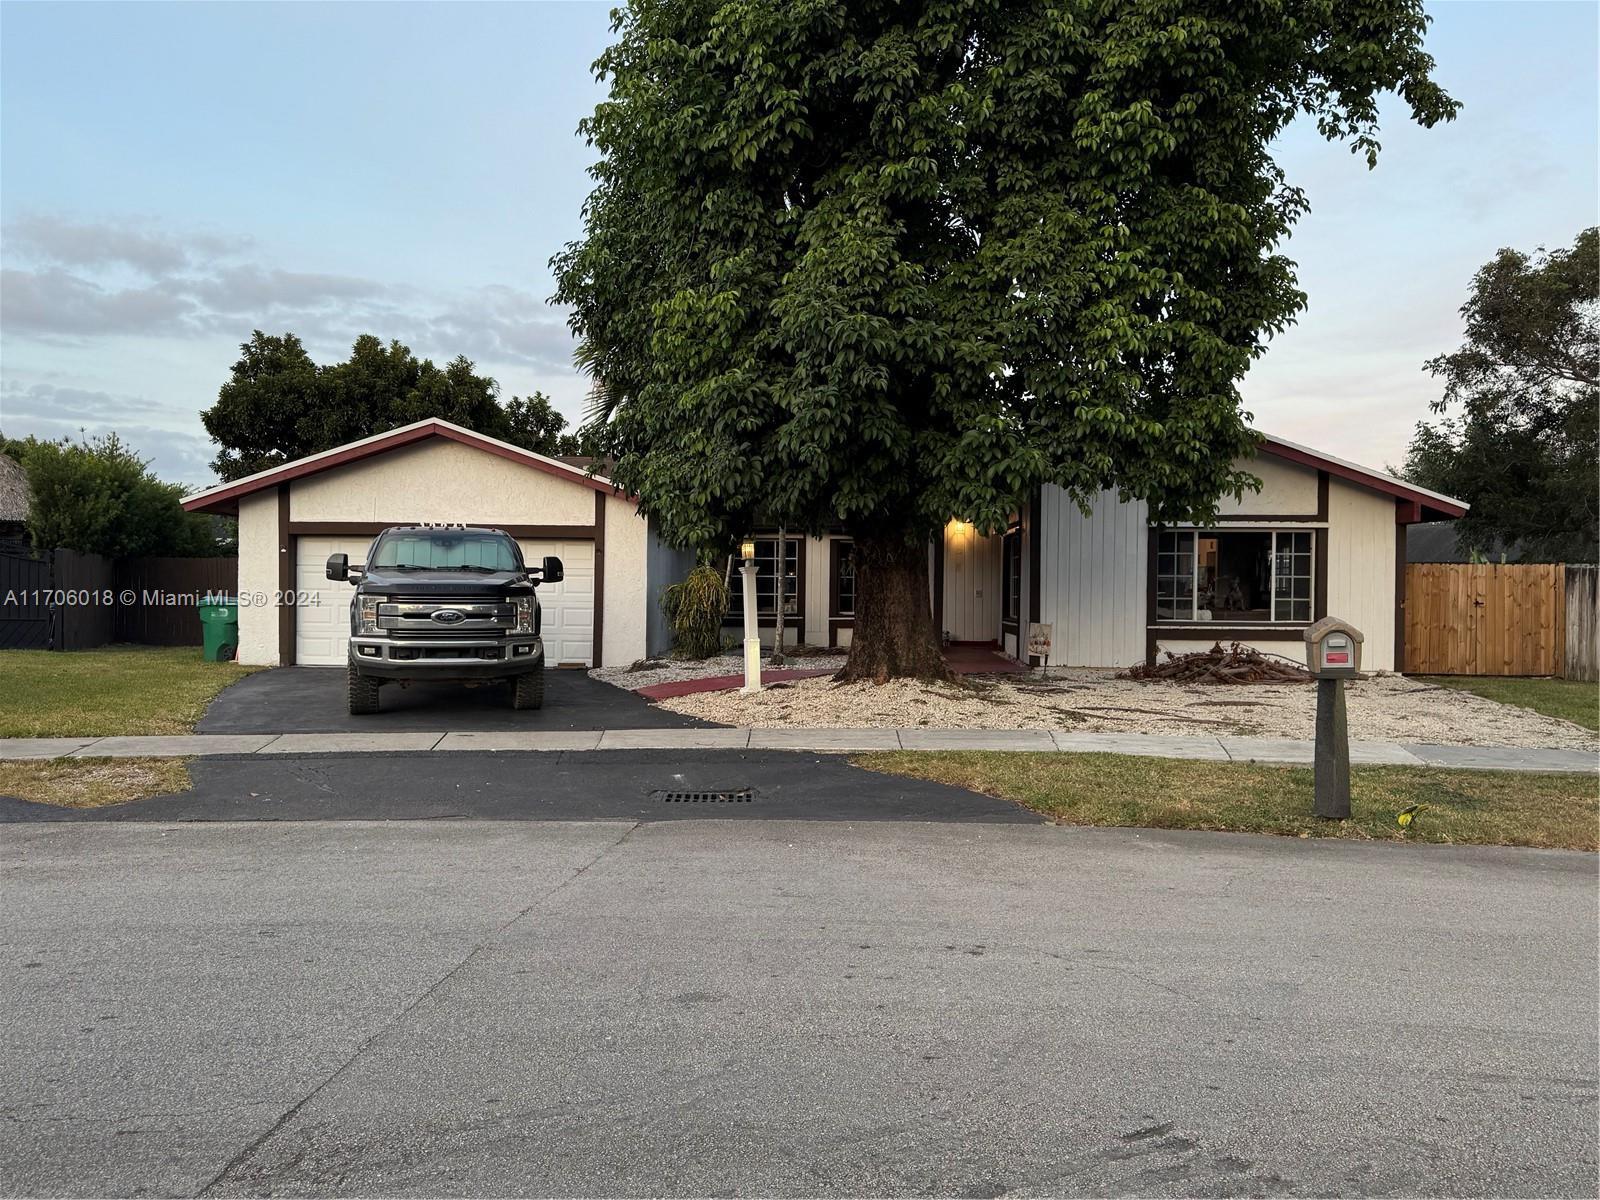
[[369, 531, 521, 571], [1002, 527, 1022, 625], [1156, 530, 1314, 624], [831, 540, 855, 618], [729, 536, 800, 619]]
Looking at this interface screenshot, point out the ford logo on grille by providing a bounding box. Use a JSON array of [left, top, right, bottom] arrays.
[[431, 609, 467, 625]]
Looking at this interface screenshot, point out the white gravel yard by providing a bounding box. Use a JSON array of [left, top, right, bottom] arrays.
[[652, 669, 1600, 750], [591, 652, 848, 691]]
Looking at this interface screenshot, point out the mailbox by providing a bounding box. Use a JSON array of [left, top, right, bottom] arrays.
[[1303, 616, 1363, 679]]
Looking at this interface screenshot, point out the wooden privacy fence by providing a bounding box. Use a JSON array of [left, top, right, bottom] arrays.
[[0, 550, 237, 651], [113, 557, 238, 645], [1404, 562, 1598, 678]]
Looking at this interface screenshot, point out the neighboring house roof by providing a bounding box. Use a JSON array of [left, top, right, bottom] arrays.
[[0, 452, 31, 523], [181, 418, 631, 515], [1257, 433, 1468, 522]]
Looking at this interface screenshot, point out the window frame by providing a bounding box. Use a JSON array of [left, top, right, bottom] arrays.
[[725, 534, 806, 643], [1001, 525, 1023, 630], [1154, 528, 1316, 626]]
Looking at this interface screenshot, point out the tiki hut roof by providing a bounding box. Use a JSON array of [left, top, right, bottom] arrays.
[[0, 452, 31, 523]]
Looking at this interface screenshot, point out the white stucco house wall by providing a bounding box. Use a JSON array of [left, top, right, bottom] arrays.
[[187, 419, 1466, 674]]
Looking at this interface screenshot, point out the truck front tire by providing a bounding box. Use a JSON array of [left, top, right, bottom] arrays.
[[510, 662, 545, 710], [348, 664, 381, 715]]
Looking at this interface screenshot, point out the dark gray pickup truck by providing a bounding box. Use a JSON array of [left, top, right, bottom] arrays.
[[325, 524, 563, 715]]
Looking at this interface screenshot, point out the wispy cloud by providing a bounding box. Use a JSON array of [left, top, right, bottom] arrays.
[[0, 213, 577, 374]]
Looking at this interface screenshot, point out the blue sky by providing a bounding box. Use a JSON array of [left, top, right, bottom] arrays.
[[2, 0, 1595, 486]]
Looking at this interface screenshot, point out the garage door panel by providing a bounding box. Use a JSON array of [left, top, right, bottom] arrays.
[[294, 536, 595, 668], [518, 541, 595, 667], [295, 537, 368, 666]]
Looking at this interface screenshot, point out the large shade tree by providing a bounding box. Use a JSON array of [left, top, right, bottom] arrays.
[[202, 332, 590, 482], [1402, 227, 1598, 563], [554, 0, 1457, 680]]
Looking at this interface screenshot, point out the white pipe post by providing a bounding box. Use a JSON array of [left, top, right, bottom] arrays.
[[740, 558, 761, 693]]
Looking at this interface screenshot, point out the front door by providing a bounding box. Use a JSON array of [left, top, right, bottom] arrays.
[[941, 521, 1001, 642]]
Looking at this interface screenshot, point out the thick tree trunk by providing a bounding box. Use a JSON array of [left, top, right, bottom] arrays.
[[837, 533, 952, 683]]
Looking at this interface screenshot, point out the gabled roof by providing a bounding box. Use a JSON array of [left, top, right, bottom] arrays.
[[181, 418, 628, 515], [1258, 433, 1468, 522]]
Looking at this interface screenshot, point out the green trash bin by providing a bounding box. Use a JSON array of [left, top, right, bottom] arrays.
[[199, 596, 239, 662]]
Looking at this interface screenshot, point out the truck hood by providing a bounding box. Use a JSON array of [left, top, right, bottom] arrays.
[[359, 567, 532, 595]]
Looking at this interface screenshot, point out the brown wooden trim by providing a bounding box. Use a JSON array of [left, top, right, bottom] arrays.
[[1259, 440, 1466, 518], [720, 532, 806, 644], [592, 493, 606, 668], [277, 486, 295, 666], [932, 535, 945, 639], [1026, 489, 1043, 665], [288, 521, 595, 540], [828, 538, 855, 626], [1394, 521, 1406, 672], [1317, 470, 1330, 521], [184, 420, 633, 514], [1314, 523, 1328, 621]]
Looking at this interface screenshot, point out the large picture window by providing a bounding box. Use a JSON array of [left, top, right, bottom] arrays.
[[729, 536, 800, 619], [1156, 530, 1313, 624]]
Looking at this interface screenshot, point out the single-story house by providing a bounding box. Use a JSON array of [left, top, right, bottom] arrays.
[[730, 435, 1466, 672], [183, 418, 1466, 673]]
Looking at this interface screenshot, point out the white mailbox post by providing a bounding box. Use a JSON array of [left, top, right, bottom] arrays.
[[1303, 616, 1365, 819]]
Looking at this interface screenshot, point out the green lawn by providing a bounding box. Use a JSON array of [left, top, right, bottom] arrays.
[[0, 756, 191, 807], [855, 751, 1599, 851], [1418, 676, 1598, 732], [0, 646, 261, 737]]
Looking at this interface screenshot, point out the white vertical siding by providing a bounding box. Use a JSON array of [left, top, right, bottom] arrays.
[[942, 522, 1001, 641], [1325, 479, 1397, 671], [1039, 485, 1148, 668]]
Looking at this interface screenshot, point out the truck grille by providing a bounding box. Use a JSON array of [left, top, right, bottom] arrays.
[[376, 600, 515, 634]]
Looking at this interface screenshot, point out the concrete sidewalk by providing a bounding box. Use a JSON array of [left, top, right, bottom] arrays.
[[0, 728, 1593, 773]]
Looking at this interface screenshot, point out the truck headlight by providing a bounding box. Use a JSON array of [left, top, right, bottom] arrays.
[[514, 596, 535, 633], [359, 597, 379, 633]]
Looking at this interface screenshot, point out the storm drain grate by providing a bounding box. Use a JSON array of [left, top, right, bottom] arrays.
[[653, 788, 754, 804]]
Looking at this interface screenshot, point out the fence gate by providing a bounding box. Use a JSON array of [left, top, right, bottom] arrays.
[[0, 550, 51, 649], [1404, 563, 1566, 676]]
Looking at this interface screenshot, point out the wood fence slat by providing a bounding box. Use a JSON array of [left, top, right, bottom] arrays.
[[1565, 565, 1598, 682]]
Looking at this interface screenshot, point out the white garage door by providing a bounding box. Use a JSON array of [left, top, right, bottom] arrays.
[[292, 536, 595, 667], [295, 536, 376, 666]]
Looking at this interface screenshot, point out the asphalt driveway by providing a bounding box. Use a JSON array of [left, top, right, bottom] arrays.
[[4, 820, 1595, 1198], [197, 666, 713, 733]]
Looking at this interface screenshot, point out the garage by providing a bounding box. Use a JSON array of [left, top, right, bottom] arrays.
[[292, 535, 597, 667], [182, 418, 649, 669]]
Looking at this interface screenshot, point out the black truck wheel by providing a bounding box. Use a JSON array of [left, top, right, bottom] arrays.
[[347, 664, 381, 715], [510, 662, 545, 710]]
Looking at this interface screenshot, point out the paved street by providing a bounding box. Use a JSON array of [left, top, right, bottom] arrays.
[[4, 808, 1597, 1199]]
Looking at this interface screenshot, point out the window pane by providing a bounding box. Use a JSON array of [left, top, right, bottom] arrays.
[[1198, 531, 1271, 622], [1270, 532, 1314, 623]]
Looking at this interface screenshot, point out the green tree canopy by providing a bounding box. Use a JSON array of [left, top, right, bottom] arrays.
[[1, 433, 229, 558], [553, 0, 1457, 678], [201, 332, 588, 481], [1402, 227, 1598, 563]]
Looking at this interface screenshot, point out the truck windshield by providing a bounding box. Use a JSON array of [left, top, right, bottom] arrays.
[[369, 532, 521, 571]]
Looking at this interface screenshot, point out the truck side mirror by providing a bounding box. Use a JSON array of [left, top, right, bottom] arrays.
[[325, 553, 348, 581], [541, 555, 564, 584]]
